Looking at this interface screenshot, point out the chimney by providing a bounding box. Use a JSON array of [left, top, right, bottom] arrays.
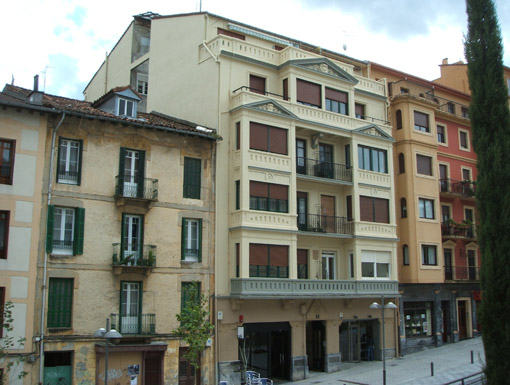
[[33, 74, 39, 92], [28, 74, 43, 105], [442, 58, 449, 65]]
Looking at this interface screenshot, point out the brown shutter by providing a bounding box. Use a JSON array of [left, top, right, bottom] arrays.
[[250, 244, 268, 265], [374, 198, 389, 223], [414, 111, 429, 129], [297, 249, 308, 265], [250, 75, 266, 94], [270, 245, 289, 266], [283, 78, 289, 100], [217, 27, 245, 40], [269, 184, 288, 200], [250, 122, 268, 151], [398, 153, 405, 173], [325, 88, 348, 103], [360, 196, 373, 222], [297, 191, 308, 199], [268, 126, 288, 155], [355, 103, 364, 117], [297, 79, 321, 107], [250, 181, 268, 197], [396, 110, 403, 129], [416, 154, 432, 175]]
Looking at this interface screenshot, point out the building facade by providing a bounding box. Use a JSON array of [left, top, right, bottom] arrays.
[[1, 83, 217, 385], [85, 13, 400, 382], [370, 63, 480, 355]]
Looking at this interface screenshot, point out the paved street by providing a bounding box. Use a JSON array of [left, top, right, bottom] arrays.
[[288, 337, 485, 385]]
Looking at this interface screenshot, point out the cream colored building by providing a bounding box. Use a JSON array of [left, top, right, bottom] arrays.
[[85, 12, 400, 382], [1, 83, 217, 385]]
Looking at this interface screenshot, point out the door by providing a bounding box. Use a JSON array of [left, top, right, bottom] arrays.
[[321, 252, 335, 280], [179, 347, 199, 385], [441, 301, 450, 343], [306, 321, 325, 371], [349, 323, 360, 362], [44, 351, 72, 385], [121, 282, 140, 333], [123, 214, 142, 261], [296, 139, 306, 174], [270, 330, 290, 379], [124, 150, 140, 197], [458, 301, 467, 339], [321, 195, 335, 233], [444, 249, 453, 280], [467, 250, 476, 280], [297, 192, 308, 231], [439, 164, 448, 192], [318, 143, 333, 178], [144, 352, 163, 385]]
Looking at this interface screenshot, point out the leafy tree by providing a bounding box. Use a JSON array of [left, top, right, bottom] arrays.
[[464, 0, 510, 383], [174, 285, 214, 369], [0, 301, 28, 384]]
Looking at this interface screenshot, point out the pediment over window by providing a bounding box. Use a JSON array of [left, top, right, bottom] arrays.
[[291, 58, 359, 85], [354, 124, 394, 141], [243, 100, 297, 118]]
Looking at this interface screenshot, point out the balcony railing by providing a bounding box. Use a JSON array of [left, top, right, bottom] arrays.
[[297, 158, 352, 183], [230, 278, 399, 298], [110, 313, 156, 335], [439, 178, 476, 198], [114, 176, 158, 200], [56, 167, 79, 184], [112, 243, 157, 267], [298, 213, 353, 235], [444, 265, 480, 281], [441, 223, 475, 240], [232, 86, 289, 101]]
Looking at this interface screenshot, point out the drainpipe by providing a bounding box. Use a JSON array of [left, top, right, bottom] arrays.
[[39, 112, 66, 384]]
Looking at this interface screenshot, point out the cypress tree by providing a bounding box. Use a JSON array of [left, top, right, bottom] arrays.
[[464, 0, 510, 383]]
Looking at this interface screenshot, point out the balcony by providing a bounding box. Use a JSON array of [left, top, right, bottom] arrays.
[[297, 158, 352, 183], [439, 178, 476, 199], [114, 176, 158, 209], [230, 278, 399, 298], [56, 166, 79, 184], [110, 313, 156, 335], [298, 213, 353, 236], [112, 243, 156, 275], [444, 265, 480, 281], [441, 222, 476, 240]]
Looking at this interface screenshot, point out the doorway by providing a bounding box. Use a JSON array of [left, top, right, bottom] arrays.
[[44, 351, 72, 385], [144, 352, 163, 385], [179, 347, 199, 385], [441, 301, 450, 343], [458, 301, 468, 339], [340, 320, 376, 362], [306, 321, 325, 372]]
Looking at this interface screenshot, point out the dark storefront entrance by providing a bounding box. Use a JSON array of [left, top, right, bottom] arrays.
[[340, 320, 377, 362], [306, 321, 325, 371], [240, 322, 291, 380]]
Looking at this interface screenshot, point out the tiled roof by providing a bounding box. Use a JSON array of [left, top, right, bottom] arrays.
[[0, 84, 218, 139]]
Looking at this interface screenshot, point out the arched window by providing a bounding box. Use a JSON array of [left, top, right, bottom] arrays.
[[401, 198, 407, 218], [403, 244, 409, 265], [396, 110, 403, 129], [398, 153, 405, 173]]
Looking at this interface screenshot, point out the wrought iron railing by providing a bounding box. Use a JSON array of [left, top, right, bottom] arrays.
[[439, 178, 476, 198], [298, 213, 353, 235], [114, 176, 158, 200], [441, 224, 475, 239], [112, 243, 157, 267], [110, 313, 156, 335], [232, 86, 289, 101], [56, 167, 79, 184], [52, 239, 74, 253], [444, 265, 480, 281], [296, 158, 352, 182]]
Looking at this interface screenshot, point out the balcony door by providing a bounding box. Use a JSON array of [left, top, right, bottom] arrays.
[[321, 195, 335, 233], [467, 250, 476, 280], [121, 282, 141, 334], [321, 252, 335, 280], [297, 192, 308, 231], [124, 150, 140, 197], [296, 139, 306, 174], [439, 164, 448, 192], [123, 214, 143, 261], [444, 248, 453, 280], [318, 143, 333, 178]]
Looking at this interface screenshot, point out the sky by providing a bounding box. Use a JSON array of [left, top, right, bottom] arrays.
[[1, 0, 509, 100]]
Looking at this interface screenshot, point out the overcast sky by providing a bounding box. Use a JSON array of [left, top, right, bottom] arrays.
[[2, 0, 509, 100]]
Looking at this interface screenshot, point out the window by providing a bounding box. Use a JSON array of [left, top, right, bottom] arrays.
[[235, 180, 240, 210], [346, 196, 353, 221], [181, 282, 201, 323], [447, 102, 455, 114], [296, 139, 306, 174], [416, 154, 433, 176], [297, 249, 308, 279], [401, 198, 407, 218], [117, 98, 136, 118], [249, 75, 266, 95], [296, 79, 321, 108], [297, 192, 308, 231], [403, 245, 409, 265], [0, 287, 4, 337], [421, 245, 437, 265], [183, 157, 201, 199], [441, 205, 451, 223], [360, 196, 389, 223], [414, 111, 430, 132], [118, 148, 146, 198], [283, 78, 289, 101], [46, 205, 85, 256], [235, 243, 240, 277], [235, 122, 240, 150], [249, 122, 288, 155], [249, 181, 288, 213], [0, 139, 15, 185], [355, 103, 365, 119], [404, 302, 433, 337], [57, 138, 82, 185], [120, 281, 143, 333], [462, 168, 471, 181], [400, 87, 409, 94], [322, 252, 336, 280], [361, 250, 390, 279], [419, 198, 435, 219], [47, 278, 73, 328], [398, 153, 405, 173], [459, 130, 469, 150], [137, 74, 148, 95], [122, 214, 143, 262], [0, 212, 9, 259], [325, 88, 348, 115], [358, 145, 387, 173], [249, 244, 288, 278], [437, 125, 446, 144], [181, 218, 202, 262], [461, 107, 469, 118], [396, 110, 402, 130]]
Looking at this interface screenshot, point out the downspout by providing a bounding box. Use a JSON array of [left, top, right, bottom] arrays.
[[39, 112, 66, 384]]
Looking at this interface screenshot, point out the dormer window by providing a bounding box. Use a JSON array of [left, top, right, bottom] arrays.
[[118, 98, 136, 118]]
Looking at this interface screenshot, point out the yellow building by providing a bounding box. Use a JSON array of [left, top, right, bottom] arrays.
[[85, 12, 400, 382], [1, 82, 217, 385]]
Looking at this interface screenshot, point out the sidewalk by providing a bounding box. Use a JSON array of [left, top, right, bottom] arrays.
[[288, 337, 485, 385]]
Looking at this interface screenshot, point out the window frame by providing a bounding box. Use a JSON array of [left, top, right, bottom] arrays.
[[183, 157, 202, 199], [416, 154, 433, 176], [398, 153, 405, 174], [0, 211, 9, 259], [249, 181, 288, 213], [436, 124, 447, 145], [403, 245, 410, 266], [249, 243, 289, 278], [400, 198, 407, 218], [181, 218, 202, 262], [325, 88, 348, 116], [57, 137, 83, 185], [358, 145, 388, 173], [361, 250, 391, 279], [47, 278, 74, 328], [418, 198, 435, 220], [137, 74, 148, 95], [360, 196, 390, 224], [249, 122, 288, 155], [421, 245, 438, 266], [117, 97, 136, 118], [459, 129, 470, 151], [297, 249, 309, 279], [46, 205, 85, 256], [0, 139, 15, 185], [413, 111, 430, 133]]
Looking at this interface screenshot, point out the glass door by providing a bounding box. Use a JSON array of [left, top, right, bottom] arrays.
[[121, 282, 140, 333], [124, 150, 139, 197], [123, 214, 142, 262], [321, 252, 336, 280]]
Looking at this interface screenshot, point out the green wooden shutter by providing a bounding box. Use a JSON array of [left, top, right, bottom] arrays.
[[46, 205, 55, 253], [137, 150, 145, 198], [48, 278, 73, 328], [198, 219, 202, 262], [183, 158, 201, 199], [73, 207, 85, 255], [56, 137, 63, 183], [77, 139, 83, 186], [118, 147, 126, 195], [181, 218, 187, 260]]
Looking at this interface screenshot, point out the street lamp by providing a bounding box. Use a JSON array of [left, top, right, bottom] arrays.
[[94, 318, 122, 385], [369, 296, 397, 385]]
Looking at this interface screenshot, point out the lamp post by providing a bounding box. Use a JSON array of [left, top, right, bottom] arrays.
[[94, 318, 122, 385], [369, 295, 397, 385]]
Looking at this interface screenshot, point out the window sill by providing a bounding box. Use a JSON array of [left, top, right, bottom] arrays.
[[48, 327, 72, 332], [181, 260, 201, 265], [50, 252, 74, 258]]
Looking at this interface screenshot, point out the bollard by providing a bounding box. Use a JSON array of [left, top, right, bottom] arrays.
[[431, 362, 434, 376], [471, 350, 474, 364]]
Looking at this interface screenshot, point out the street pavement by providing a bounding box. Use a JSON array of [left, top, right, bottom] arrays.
[[287, 337, 485, 385]]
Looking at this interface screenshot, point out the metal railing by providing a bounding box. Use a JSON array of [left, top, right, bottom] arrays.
[[298, 213, 353, 235], [444, 265, 480, 281], [296, 158, 352, 182], [114, 176, 158, 200], [441, 224, 476, 239], [56, 168, 79, 184], [439, 178, 476, 198], [112, 243, 157, 267], [443, 371, 485, 385], [52, 239, 74, 253], [232, 86, 289, 101], [110, 313, 156, 335]]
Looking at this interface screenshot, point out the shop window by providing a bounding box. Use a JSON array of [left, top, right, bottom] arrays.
[[404, 302, 433, 337]]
